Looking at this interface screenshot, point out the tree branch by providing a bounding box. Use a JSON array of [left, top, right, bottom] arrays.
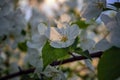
[[0, 51, 102, 80], [51, 51, 102, 66]]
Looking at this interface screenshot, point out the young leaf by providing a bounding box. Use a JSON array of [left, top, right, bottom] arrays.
[[18, 41, 27, 52], [70, 37, 79, 50], [42, 42, 68, 68], [71, 20, 89, 29], [110, 2, 120, 9], [75, 50, 92, 60], [98, 47, 120, 80], [21, 29, 26, 36]]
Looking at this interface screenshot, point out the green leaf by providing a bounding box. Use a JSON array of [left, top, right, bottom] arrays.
[[13, 0, 19, 10], [0, 35, 7, 43], [82, 50, 92, 60], [98, 47, 120, 80], [42, 42, 69, 67], [21, 29, 26, 36], [71, 20, 89, 29], [69, 37, 79, 50], [18, 41, 27, 52], [103, 8, 114, 11], [110, 2, 120, 9], [75, 49, 92, 60]]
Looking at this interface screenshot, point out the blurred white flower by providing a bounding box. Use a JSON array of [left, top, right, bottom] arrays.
[[38, 23, 48, 36], [0, 0, 14, 17], [65, 0, 77, 9], [29, 9, 47, 35], [25, 48, 43, 72], [0, 7, 27, 49], [55, 14, 71, 29], [27, 9, 47, 51], [84, 59, 95, 71], [0, 18, 11, 36], [42, 66, 66, 80], [27, 23, 47, 52], [19, 0, 32, 22], [79, 30, 96, 51], [59, 14, 71, 23], [79, 29, 112, 53], [116, 77, 120, 80], [106, 0, 120, 9], [9, 62, 20, 80], [7, 9, 27, 49], [89, 38, 112, 53], [42, 66, 59, 77], [101, 12, 120, 47], [95, 38, 112, 51], [80, 38, 95, 51], [80, 0, 106, 21], [0, 0, 6, 6], [45, 24, 80, 48], [9, 9, 27, 29], [27, 34, 46, 52]]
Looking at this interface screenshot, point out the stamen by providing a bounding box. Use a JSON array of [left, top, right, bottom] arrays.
[[61, 35, 68, 42], [96, 2, 104, 9]]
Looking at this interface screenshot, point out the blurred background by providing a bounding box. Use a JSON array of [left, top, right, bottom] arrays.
[[0, 0, 118, 80]]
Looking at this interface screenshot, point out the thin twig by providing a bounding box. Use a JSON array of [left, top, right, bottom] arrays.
[[0, 51, 103, 80]]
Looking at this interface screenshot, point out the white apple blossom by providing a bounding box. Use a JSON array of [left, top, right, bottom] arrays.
[[79, 30, 96, 51], [45, 24, 80, 48], [26, 4, 47, 52], [27, 23, 47, 52], [26, 7, 48, 51], [101, 12, 120, 47], [27, 34, 46, 52], [80, 0, 106, 21], [26, 24, 46, 75], [26, 14, 47, 77]]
